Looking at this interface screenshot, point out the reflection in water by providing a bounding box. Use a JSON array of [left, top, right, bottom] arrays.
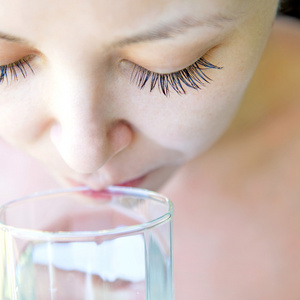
[[32, 236, 145, 282], [17, 235, 146, 300], [12, 232, 172, 300]]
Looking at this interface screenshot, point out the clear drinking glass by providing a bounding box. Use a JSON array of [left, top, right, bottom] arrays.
[[0, 186, 174, 300]]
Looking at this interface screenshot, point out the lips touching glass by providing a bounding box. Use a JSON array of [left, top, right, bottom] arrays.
[[0, 186, 174, 300]]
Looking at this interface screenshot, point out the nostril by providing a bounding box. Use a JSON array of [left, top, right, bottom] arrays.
[[109, 121, 133, 155]]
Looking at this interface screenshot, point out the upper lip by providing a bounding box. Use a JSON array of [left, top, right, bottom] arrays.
[[66, 172, 147, 191]]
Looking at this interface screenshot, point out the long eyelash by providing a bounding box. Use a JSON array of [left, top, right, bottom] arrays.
[[0, 56, 34, 85], [131, 57, 222, 96]]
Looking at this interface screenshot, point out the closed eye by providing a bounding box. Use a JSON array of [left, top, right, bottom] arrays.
[[0, 55, 35, 85], [130, 57, 222, 97]]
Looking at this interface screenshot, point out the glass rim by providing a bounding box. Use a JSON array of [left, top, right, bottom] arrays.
[[0, 186, 173, 241]]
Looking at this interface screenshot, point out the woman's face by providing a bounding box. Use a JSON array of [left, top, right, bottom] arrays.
[[0, 0, 278, 191]]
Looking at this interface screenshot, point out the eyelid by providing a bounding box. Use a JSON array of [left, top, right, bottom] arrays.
[[130, 56, 222, 96], [0, 54, 35, 85], [0, 40, 39, 61]]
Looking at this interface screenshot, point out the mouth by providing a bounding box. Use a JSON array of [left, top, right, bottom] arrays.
[[66, 175, 147, 199]]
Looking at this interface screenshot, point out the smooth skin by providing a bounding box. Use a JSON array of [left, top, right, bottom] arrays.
[[0, 0, 300, 299]]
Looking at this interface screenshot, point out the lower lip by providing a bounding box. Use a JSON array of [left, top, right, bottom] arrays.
[[74, 175, 147, 199]]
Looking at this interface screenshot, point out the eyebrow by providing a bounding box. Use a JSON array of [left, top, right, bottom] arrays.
[[0, 13, 234, 47], [113, 13, 235, 47], [0, 32, 28, 44]]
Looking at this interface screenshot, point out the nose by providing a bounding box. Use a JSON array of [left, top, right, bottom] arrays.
[[49, 78, 132, 174], [50, 119, 132, 174]]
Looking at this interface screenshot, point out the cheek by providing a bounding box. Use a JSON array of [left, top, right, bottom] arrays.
[[125, 83, 244, 159], [0, 86, 49, 146]]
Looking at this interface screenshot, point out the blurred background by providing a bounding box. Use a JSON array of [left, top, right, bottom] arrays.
[[279, 0, 300, 19]]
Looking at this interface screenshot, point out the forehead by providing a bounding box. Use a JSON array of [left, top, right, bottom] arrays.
[[0, 0, 248, 44]]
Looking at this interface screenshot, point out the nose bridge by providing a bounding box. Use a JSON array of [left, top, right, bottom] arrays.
[[51, 69, 107, 134], [49, 73, 113, 173]]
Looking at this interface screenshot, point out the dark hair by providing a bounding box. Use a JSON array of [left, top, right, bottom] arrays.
[[279, 0, 300, 19]]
